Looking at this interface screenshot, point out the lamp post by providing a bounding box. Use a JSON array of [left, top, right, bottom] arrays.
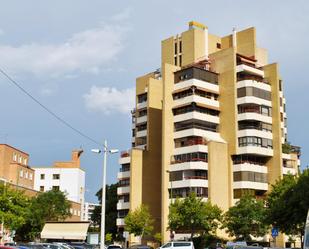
[[92, 140, 118, 249]]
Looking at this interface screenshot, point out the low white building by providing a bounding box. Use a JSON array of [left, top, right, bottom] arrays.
[[33, 150, 85, 205], [82, 202, 100, 222]]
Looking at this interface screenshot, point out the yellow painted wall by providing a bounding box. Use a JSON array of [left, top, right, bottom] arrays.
[[161, 63, 180, 243], [236, 27, 256, 58], [263, 63, 283, 186], [208, 33, 221, 54], [182, 28, 205, 66]]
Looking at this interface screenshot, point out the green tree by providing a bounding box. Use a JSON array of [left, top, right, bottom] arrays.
[[124, 204, 154, 240], [0, 185, 30, 231], [91, 184, 118, 239], [168, 192, 222, 239], [154, 232, 162, 245], [15, 190, 71, 241], [223, 195, 268, 241], [267, 170, 309, 245]]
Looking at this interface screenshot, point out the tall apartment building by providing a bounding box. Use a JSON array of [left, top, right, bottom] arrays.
[[116, 22, 300, 245]]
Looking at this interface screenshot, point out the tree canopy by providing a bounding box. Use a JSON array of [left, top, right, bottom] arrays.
[[124, 204, 154, 239], [0, 184, 30, 231], [168, 193, 222, 239], [223, 194, 268, 241], [266, 170, 309, 242], [91, 183, 118, 239], [15, 189, 71, 241]]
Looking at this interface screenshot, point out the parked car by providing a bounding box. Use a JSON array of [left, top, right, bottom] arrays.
[[69, 243, 95, 249], [0, 246, 18, 249], [107, 245, 121, 249], [129, 245, 153, 249], [160, 242, 194, 249]]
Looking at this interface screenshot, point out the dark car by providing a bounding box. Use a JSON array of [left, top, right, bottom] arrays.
[[107, 246, 121, 249]]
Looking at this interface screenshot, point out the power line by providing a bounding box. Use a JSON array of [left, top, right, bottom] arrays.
[[0, 67, 103, 147]]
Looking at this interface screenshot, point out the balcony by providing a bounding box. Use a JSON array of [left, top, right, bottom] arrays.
[[170, 161, 208, 172], [136, 101, 147, 110], [233, 162, 268, 174], [233, 181, 268, 191], [238, 130, 272, 140], [237, 96, 271, 107], [117, 186, 130, 195], [136, 115, 147, 124], [174, 144, 208, 155], [136, 129, 147, 138], [282, 167, 296, 175], [173, 95, 219, 110], [170, 179, 208, 189], [237, 79, 271, 92], [238, 146, 273, 157], [117, 200, 130, 210], [173, 78, 219, 94], [118, 155, 130, 165], [236, 64, 264, 77], [117, 171, 130, 180], [174, 66, 218, 85], [116, 218, 125, 227], [174, 128, 224, 143], [174, 111, 219, 124]]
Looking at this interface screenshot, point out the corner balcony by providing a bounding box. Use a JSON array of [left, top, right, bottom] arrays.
[[237, 146, 273, 157], [170, 179, 208, 189], [116, 218, 125, 226], [174, 112, 219, 124], [117, 186, 130, 195], [117, 171, 130, 180], [136, 101, 147, 110], [237, 79, 271, 92], [237, 96, 271, 107], [117, 200, 130, 210], [236, 64, 264, 77], [233, 181, 268, 191], [173, 78, 219, 94], [173, 95, 219, 110], [170, 161, 208, 172], [233, 162, 268, 174], [238, 129, 273, 140]]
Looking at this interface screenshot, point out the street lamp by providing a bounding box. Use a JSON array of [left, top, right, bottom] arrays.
[[92, 140, 119, 249]]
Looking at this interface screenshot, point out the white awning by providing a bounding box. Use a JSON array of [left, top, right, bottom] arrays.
[[41, 222, 90, 240]]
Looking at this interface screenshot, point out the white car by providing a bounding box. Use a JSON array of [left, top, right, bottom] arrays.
[[160, 241, 194, 249]]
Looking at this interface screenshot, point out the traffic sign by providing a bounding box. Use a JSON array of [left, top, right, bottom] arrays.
[[271, 227, 279, 237]]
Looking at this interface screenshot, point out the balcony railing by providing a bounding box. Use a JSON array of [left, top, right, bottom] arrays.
[[237, 74, 269, 84], [184, 176, 208, 180], [233, 159, 266, 166], [175, 123, 217, 132], [175, 137, 208, 148], [171, 158, 208, 164]]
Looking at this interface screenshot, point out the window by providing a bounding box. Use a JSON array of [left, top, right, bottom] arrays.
[[29, 173, 33, 180], [52, 186, 60, 191], [179, 55, 182, 67], [13, 153, 17, 162], [25, 171, 28, 179], [53, 174, 60, 180], [23, 158, 27, 165], [237, 87, 271, 101], [174, 42, 178, 55], [179, 40, 182, 53], [174, 243, 191, 247], [137, 93, 147, 103], [162, 243, 172, 248], [174, 56, 177, 66], [40, 186, 44, 192], [20, 170, 23, 178], [18, 156, 22, 163], [216, 43, 221, 49], [40, 174, 45, 180]]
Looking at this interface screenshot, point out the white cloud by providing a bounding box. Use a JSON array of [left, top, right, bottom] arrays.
[[83, 86, 135, 115], [0, 24, 127, 77]]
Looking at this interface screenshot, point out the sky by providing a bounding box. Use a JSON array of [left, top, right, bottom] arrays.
[[0, 0, 308, 203]]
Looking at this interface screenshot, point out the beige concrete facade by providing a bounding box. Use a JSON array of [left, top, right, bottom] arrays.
[[117, 22, 300, 246]]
